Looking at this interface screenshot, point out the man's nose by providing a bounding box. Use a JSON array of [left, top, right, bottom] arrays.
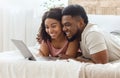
[[63, 26, 67, 32]]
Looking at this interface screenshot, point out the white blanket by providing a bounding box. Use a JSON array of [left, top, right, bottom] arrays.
[[0, 50, 81, 78], [1, 47, 120, 78], [80, 60, 120, 78]]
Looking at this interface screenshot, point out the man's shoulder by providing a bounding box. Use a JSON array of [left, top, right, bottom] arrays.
[[85, 23, 100, 32], [82, 23, 103, 38]]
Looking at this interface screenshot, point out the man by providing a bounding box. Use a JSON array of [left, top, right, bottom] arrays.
[[62, 4, 120, 64]]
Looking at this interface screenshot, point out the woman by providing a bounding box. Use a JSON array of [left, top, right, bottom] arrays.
[[36, 7, 79, 59]]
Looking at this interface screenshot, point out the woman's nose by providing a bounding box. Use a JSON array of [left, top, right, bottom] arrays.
[[48, 28, 53, 33]]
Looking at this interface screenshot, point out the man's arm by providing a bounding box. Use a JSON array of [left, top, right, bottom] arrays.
[[84, 32, 108, 64], [91, 50, 108, 64], [75, 50, 108, 64], [58, 39, 79, 59]]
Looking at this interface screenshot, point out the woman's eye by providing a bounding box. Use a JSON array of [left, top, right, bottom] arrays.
[[51, 25, 56, 28], [45, 26, 49, 29]]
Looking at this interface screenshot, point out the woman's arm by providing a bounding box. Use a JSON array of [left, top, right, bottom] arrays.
[[38, 41, 49, 57]]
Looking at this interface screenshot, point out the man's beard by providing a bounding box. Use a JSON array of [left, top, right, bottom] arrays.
[[67, 30, 81, 42]]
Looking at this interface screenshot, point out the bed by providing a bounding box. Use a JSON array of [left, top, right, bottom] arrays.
[[0, 46, 81, 78], [0, 15, 120, 78]]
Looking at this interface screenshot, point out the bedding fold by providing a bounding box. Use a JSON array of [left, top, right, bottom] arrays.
[[80, 60, 120, 78]]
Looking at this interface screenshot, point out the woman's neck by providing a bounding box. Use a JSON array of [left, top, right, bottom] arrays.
[[53, 33, 66, 42], [51, 33, 67, 49]]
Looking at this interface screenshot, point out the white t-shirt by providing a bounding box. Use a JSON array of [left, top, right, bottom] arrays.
[[80, 23, 120, 62]]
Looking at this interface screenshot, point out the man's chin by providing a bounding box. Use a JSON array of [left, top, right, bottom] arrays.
[[67, 36, 76, 42], [67, 32, 80, 42], [67, 36, 72, 39], [66, 30, 81, 42]]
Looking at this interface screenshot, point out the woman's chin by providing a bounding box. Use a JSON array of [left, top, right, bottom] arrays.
[[51, 37, 57, 39]]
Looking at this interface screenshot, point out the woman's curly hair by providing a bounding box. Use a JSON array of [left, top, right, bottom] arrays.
[[36, 7, 63, 44]]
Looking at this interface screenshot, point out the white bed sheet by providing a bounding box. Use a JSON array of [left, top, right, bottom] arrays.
[[0, 47, 82, 78], [1, 47, 120, 78]]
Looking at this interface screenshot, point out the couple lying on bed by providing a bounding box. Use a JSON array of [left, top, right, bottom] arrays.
[[36, 4, 120, 64]]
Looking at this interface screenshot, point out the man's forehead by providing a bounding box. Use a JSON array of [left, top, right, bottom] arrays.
[[62, 15, 73, 20]]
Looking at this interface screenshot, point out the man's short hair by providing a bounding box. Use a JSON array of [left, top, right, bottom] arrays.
[[62, 4, 88, 25]]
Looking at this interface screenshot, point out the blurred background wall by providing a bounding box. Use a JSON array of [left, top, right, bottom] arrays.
[[0, 0, 119, 52], [69, 0, 120, 15], [0, 0, 68, 52]]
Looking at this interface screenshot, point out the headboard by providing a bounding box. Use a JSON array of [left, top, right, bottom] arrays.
[[88, 15, 120, 32]]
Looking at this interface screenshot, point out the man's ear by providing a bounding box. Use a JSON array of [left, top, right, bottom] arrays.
[[78, 18, 84, 28]]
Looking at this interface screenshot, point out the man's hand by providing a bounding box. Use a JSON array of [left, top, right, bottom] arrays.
[[75, 56, 94, 63], [58, 54, 70, 59]]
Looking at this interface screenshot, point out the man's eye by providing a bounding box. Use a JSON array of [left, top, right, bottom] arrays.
[[64, 23, 71, 26]]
